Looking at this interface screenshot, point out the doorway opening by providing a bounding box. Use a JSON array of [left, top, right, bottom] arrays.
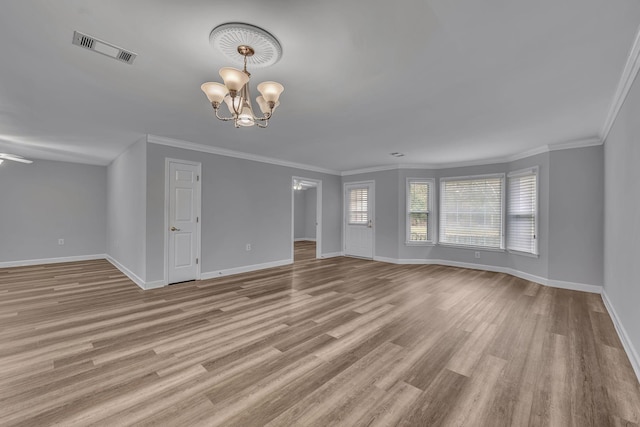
[[291, 177, 322, 261]]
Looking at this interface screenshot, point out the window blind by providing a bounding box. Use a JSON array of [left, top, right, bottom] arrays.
[[408, 180, 430, 241], [348, 188, 368, 224], [507, 169, 537, 254], [439, 175, 504, 249]]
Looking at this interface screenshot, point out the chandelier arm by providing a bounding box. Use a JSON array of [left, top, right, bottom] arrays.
[[253, 110, 272, 121], [230, 93, 242, 116], [256, 120, 269, 128], [213, 105, 235, 121]]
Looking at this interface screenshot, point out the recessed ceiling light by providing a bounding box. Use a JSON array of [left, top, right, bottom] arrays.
[[390, 152, 405, 157]]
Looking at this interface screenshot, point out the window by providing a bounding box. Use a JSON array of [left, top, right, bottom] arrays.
[[348, 187, 369, 224], [439, 174, 505, 249], [406, 179, 434, 243], [507, 167, 538, 255]]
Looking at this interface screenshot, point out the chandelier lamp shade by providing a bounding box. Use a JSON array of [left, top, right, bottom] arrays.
[[201, 23, 284, 129]]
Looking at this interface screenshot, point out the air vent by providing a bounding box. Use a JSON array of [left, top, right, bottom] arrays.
[[72, 31, 137, 64]]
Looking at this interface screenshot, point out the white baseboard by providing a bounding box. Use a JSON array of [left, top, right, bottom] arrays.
[[144, 280, 166, 290], [546, 278, 602, 294], [321, 252, 344, 259], [201, 259, 293, 280], [372, 257, 602, 294], [602, 291, 640, 383], [374, 256, 426, 265], [0, 254, 106, 269], [294, 238, 317, 242], [105, 255, 147, 290]]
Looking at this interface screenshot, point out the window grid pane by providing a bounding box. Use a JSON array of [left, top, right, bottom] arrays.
[[410, 212, 428, 241], [507, 172, 537, 254], [348, 188, 368, 224], [408, 181, 430, 242], [439, 177, 504, 249]]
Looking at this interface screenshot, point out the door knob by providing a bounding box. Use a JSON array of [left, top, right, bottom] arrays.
[[170, 226, 180, 231]]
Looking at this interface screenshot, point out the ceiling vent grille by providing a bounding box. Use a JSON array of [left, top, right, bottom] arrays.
[[72, 31, 137, 65]]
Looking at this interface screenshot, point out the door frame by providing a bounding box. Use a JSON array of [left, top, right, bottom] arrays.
[[164, 158, 202, 285], [343, 180, 375, 259], [291, 176, 322, 260]]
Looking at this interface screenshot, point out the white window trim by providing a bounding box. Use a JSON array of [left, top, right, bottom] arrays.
[[405, 178, 436, 245], [438, 242, 506, 252], [438, 172, 506, 250], [507, 166, 539, 257]]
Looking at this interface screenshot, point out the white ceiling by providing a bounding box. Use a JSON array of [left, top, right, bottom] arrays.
[[1, 0, 639, 171]]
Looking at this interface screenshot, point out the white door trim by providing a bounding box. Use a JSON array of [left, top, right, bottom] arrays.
[[343, 180, 375, 259], [164, 158, 202, 285], [291, 176, 323, 259]]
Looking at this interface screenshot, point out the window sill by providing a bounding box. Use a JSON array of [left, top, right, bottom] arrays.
[[508, 249, 539, 258], [437, 243, 506, 253], [405, 241, 436, 247]]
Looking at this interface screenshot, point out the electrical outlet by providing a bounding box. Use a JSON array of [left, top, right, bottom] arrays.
[[246, 243, 251, 251], [58, 239, 65, 246], [474, 251, 480, 259]]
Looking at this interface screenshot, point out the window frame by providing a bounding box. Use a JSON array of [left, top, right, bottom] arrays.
[[506, 166, 539, 257], [405, 178, 436, 245], [438, 173, 506, 251]]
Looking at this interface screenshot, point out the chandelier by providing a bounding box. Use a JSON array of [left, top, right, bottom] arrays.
[[201, 23, 284, 129]]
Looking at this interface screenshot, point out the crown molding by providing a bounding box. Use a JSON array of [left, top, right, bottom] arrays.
[[146, 134, 341, 176], [547, 137, 603, 152], [601, 24, 640, 142], [340, 137, 602, 176], [341, 163, 450, 176], [146, 134, 601, 177], [341, 165, 401, 176]]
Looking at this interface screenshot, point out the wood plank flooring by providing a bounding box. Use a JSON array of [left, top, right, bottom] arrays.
[[1, 242, 639, 426]]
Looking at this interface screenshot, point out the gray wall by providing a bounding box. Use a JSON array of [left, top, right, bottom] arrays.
[[145, 143, 342, 282], [341, 147, 602, 287], [0, 159, 106, 263], [548, 145, 603, 285], [305, 187, 317, 239], [107, 138, 147, 280], [294, 190, 306, 239], [604, 72, 640, 365]]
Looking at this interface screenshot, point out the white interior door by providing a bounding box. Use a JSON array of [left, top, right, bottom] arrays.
[[344, 182, 374, 259], [168, 161, 200, 284]]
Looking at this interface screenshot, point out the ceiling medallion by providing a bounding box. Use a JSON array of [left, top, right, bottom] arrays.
[[201, 23, 284, 129]]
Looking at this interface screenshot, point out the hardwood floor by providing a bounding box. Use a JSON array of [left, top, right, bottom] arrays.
[[1, 242, 639, 426], [294, 240, 316, 261]]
